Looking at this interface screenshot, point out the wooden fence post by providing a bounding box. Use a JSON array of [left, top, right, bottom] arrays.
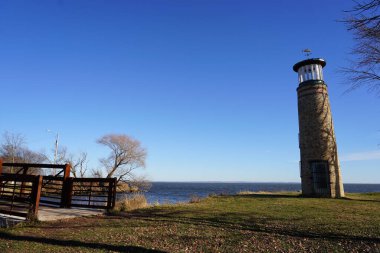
[[63, 164, 71, 179], [106, 178, 117, 209], [61, 177, 73, 208], [66, 177, 73, 208], [60, 164, 72, 208], [0, 160, 3, 197], [20, 166, 28, 197], [30, 175, 43, 218], [0, 158, 3, 175], [113, 178, 117, 208], [107, 180, 113, 209]]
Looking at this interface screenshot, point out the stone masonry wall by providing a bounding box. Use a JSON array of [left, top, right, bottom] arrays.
[[297, 83, 344, 198]]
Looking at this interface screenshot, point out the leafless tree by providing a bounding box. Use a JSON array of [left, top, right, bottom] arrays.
[[45, 147, 89, 177], [343, 0, 380, 95], [91, 168, 104, 178], [0, 131, 47, 174], [67, 152, 88, 178], [97, 134, 147, 183], [0, 131, 26, 164]]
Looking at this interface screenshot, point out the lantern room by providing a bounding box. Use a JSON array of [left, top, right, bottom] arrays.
[[293, 58, 326, 84]]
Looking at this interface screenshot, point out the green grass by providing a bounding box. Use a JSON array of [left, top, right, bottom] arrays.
[[0, 192, 379, 252]]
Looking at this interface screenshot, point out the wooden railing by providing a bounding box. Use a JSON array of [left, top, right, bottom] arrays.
[[1, 161, 71, 208], [40, 176, 65, 207], [0, 160, 117, 214], [0, 173, 42, 219], [1, 162, 71, 178], [70, 178, 116, 209]]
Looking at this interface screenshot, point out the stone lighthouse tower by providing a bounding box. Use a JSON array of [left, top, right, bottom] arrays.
[[293, 57, 344, 198]]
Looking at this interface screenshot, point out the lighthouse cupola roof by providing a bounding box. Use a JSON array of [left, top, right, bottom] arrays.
[[293, 58, 326, 85]]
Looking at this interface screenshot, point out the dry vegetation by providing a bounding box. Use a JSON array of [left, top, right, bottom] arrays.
[[113, 194, 148, 212], [0, 192, 379, 252]]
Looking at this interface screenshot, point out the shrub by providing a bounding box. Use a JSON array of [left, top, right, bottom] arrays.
[[114, 194, 148, 212], [189, 195, 202, 203]]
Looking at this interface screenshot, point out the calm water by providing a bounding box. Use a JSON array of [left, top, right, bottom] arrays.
[[128, 182, 380, 204]]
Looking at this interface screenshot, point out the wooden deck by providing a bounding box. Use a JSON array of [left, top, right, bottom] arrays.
[[0, 206, 105, 227], [0, 161, 117, 223], [37, 206, 104, 221]]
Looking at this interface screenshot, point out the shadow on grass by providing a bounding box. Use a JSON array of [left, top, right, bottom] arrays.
[[119, 207, 380, 244], [0, 231, 166, 253], [237, 193, 380, 203], [231, 193, 301, 199], [341, 197, 380, 203]]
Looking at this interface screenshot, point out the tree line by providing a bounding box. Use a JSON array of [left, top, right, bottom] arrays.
[[0, 131, 149, 191]]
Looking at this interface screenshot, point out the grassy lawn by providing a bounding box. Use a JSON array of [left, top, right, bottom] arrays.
[[0, 192, 379, 252]]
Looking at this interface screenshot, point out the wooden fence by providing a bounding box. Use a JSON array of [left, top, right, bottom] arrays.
[[70, 178, 116, 209], [0, 173, 42, 218], [0, 160, 116, 219]]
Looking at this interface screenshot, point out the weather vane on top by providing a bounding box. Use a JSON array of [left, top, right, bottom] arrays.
[[302, 49, 312, 58]]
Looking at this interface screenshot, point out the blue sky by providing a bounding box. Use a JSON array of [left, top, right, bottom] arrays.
[[0, 0, 379, 183]]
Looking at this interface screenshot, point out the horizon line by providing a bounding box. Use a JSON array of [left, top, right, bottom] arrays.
[[149, 181, 380, 184]]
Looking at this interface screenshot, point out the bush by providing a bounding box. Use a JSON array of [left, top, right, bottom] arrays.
[[114, 194, 148, 212], [189, 195, 202, 203]]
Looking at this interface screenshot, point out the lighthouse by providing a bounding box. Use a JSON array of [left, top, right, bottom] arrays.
[[293, 57, 344, 198]]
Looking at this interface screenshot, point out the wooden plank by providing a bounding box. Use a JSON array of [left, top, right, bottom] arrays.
[[0, 209, 28, 217], [1, 173, 42, 182], [71, 198, 107, 203], [73, 178, 115, 183], [30, 175, 42, 217], [20, 166, 28, 196], [39, 200, 61, 206], [43, 176, 64, 181], [66, 178, 73, 208], [72, 194, 109, 198], [0, 203, 29, 209], [63, 164, 71, 180], [60, 177, 73, 208], [70, 203, 108, 209], [40, 195, 61, 199], [0, 195, 31, 202], [111, 178, 116, 208], [2, 163, 67, 169], [107, 179, 114, 209]]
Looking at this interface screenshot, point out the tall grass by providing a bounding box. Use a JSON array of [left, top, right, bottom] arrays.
[[114, 194, 148, 212]]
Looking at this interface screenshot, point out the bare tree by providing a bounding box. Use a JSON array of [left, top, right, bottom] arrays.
[[47, 146, 68, 165], [97, 134, 147, 183], [0, 131, 47, 174], [45, 147, 90, 177], [91, 168, 104, 178], [343, 0, 380, 95], [68, 152, 88, 178], [0, 131, 26, 164]]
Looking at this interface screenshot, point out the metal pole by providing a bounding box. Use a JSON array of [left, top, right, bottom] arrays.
[[54, 133, 59, 164]]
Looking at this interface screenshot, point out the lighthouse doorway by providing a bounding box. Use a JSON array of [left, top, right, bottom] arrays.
[[310, 161, 330, 196]]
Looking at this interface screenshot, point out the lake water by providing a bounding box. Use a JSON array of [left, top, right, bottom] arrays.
[[121, 182, 380, 204]]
